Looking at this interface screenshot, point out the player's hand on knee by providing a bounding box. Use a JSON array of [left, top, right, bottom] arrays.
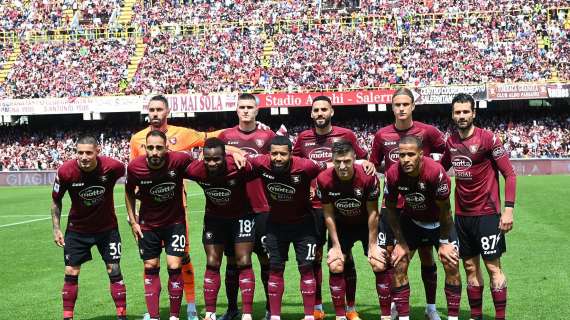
[[438, 243, 459, 266], [327, 246, 344, 270], [131, 222, 144, 242], [391, 243, 409, 267], [53, 229, 65, 247], [499, 208, 514, 233], [368, 246, 387, 270]]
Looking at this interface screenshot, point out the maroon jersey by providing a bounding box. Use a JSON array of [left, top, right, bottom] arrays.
[[293, 126, 368, 208], [249, 155, 327, 224], [218, 126, 276, 213], [126, 152, 193, 230], [384, 157, 451, 222], [370, 121, 445, 208], [52, 156, 125, 233], [185, 155, 256, 219], [317, 165, 380, 226], [441, 127, 516, 216]]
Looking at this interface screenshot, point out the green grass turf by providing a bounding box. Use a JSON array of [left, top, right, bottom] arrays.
[[0, 176, 569, 319]]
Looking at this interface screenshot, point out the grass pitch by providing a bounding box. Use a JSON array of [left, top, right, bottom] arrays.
[[0, 176, 569, 319]]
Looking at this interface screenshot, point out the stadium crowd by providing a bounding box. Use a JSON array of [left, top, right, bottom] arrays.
[[2, 114, 569, 170], [1, 37, 134, 98]]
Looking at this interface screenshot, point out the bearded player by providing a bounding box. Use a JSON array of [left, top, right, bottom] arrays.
[[442, 94, 516, 320], [316, 140, 387, 320], [369, 88, 446, 320], [293, 95, 373, 320], [52, 136, 127, 320], [217, 93, 276, 320], [248, 136, 328, 320], [384, 135, 462, 320], [185, 138, 255, 320]]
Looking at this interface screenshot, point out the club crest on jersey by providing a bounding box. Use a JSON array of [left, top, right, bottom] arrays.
[[168, 170, 176, 178], [99, 175, 108, 183], [354, 188, 363, 198], [169, 137, 177, 145], [418, 182, 426, 191], [291, 175, 301, 184], [255, 139, 265, 148], [469, 145, 479, 154], [227, 179, 237, 187]]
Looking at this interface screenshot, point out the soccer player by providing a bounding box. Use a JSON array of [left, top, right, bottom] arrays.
[[184, 138, 256, 320], [369, 88, 446, 320], [442, 94, 516, 320], [293, 95, 372, 320], [384, 135, 462, 320], [248, 136, 327, 320], [217, 93, 276, 320], [51, 136, 127, 320], [316, 140, 387, 320], [125, 130, 195, 320], [130, 95, 218, 320]]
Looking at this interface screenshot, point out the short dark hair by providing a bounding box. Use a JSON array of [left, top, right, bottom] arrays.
[[332, 139, 354, 157], [451, 93, 475, 112], [203, 138, 226, 156], [399, 135, 423, 149], [76, 135, 98, 146], [270, 135, 292, 151], [312, 95, 332, 107], [149, 94, 169, 108], [238, 93, 257, 104], [146, 130, 167, 143], [392, 87, 415, 104]]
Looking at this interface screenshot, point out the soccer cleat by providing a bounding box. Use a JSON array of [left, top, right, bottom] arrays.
[[241, 314, 253, 320], [313, 309, 325, 320], [141, 313, 150, 320], [262, 311, 271, 320], [346, 310, 361, 320], [390, 302, 398, 320], [170, 317, 180, 320], [117, 316, 127, 320], [424, 308, 441, 320], [219, 310, 240, 320]]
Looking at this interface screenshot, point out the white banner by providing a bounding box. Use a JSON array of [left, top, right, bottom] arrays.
[[0, 93, 237, 116]]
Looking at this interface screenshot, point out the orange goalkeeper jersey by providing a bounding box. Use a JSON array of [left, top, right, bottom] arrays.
[[129, 125, 223, 160]]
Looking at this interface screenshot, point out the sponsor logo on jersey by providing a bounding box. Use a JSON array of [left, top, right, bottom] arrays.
[[404, 192, 427, 211], [141, 180, 153, 185], [334, 198, 362, 216], [451, 155, 472, 171], [228, 141, 239, 145], [150, 182, 177, 202], [262, 172, 274, 180], [308, 147, 333, 161], [397, 186, 409, 191], [79, 185, 106, 206], [267, 183, 296, 201], [436, 183, 449, 197], [469, 144, 479, 154], [304, 142, 316, 147], [492, 146, 505, 159], [241, 147, 259, 155], [384, 141, 397, 146], [388, 147, 399, 162], [328, 192, 341, 196], [449, 148, 457, 152], [205, 188, 232, 205], [72, 182, 84, 187]]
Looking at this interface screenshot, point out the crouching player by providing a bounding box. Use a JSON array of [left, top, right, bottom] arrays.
[[383, 136, 462, 320], [316, 140, 386, 320]]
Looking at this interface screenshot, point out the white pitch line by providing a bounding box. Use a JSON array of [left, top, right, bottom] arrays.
[[0, 204, 127, 229]]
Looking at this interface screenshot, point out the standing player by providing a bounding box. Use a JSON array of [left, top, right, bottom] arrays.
[[316, 140, 386, 320], [125, 130, 194, 320], [248, 136, 328, 320], [369, 88, 446, 320], [51, 136, 127, 320], [384, 136, 462, 320], [442, 94, 516, 320], [185, 138, 256, 320], [217, 93, 276, 320], [293, 95, 371, 320], [130, 95, 219, 320]]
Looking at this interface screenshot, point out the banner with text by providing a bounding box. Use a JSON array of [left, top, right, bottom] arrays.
[[487, 83, 549, 100], [141, 93, 238, 113], [256, 90, 396, 108], [546, 83, 570, 98], [413, 85, 487, 104]]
